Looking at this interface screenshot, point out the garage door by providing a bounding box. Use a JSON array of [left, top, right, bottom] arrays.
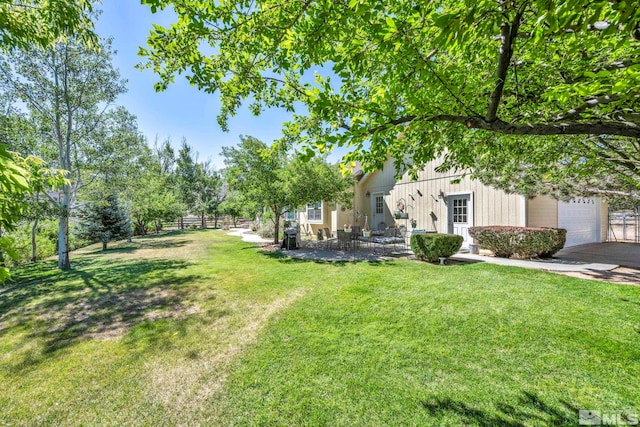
[[558, 198, 601, 247]]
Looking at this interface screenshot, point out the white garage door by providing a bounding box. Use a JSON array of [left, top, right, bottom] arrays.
[[558, 198, 601, 247]]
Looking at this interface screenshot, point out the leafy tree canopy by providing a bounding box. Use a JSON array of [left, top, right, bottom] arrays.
[[1, 36, 127, 269], [0, 0, 96, 51], [140, 0, 640, 198], [0, 147, 65, 281]]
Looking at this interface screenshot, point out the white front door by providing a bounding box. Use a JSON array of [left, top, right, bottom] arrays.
[[447, 194, 472, 247], [372, 193, 385, 231]]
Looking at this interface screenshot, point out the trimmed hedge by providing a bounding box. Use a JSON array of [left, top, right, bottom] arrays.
[[468, 226, 566, 259], [410, 233, 463, 263]]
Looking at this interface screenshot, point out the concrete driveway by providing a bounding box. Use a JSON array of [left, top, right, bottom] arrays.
[[555, 242, 640, 269]]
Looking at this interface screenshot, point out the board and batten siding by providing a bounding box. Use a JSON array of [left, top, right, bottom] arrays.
[[356, 158, 525, 233], [600, 199, 609, 242], [526, 196, 559, 228]]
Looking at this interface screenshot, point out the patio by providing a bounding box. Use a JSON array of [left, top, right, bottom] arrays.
[[285, 238, 413, 262]]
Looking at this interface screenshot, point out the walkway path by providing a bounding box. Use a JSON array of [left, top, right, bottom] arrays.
[[227, 228, 271, 244], [450, 253, 618, 272]]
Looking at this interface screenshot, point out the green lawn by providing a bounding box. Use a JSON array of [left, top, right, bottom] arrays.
[[1, 230, 638, 426]]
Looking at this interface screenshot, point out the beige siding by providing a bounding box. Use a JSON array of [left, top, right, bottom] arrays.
[[297, 201, 336, 238], [526, 196, 559, 228], [600, 198, 608, 242], [356, 157, 524, 233]]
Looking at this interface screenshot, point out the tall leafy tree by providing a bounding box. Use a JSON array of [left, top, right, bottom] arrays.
[[140, 0, 640, 198], [220, 190, 253, 228], [175, 139, 198, 227], [83, 107, 151, 242], [0, 0, 96, 276], [1, 37, 126, 269], [175, 140, 225, 228], [129, 147, 185, 235], [222, 135, 352, 243], [222, 136, 289, 243], [194, 161, 224, 228]]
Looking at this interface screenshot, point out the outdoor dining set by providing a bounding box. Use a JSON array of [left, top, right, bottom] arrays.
[[315, 224, 410, 254]]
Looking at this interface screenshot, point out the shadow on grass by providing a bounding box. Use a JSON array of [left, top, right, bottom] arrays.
[[258, 249, 396, 267], [78, 236, 190, 256], [421, 391, 579, 426], [1, 258, 202, 370]]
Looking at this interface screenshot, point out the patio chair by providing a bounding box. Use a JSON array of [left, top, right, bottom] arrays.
[[324, 227, 336, 249], [397, 225, 409, 251], [350, 225, 361, 249], [336, 230, 352, 251], [377, 222, 387, 232]]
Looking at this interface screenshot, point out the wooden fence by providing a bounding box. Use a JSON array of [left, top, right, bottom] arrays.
[[162, 215, 251, 230]]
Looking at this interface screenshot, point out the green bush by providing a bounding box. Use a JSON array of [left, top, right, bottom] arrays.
[[410, 233, 463, 263], [468, 226, 566, 258], [6, 221, 56, 264]]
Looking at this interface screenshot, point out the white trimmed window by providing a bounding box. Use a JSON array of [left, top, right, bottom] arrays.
[[307, 202, 322, 223]]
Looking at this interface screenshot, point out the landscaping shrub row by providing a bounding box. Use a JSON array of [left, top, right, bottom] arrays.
[[468, 226, 566, 258], [410, 233, 463, 262]]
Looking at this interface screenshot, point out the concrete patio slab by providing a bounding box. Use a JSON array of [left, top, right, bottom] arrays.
[[281, 247, 401, 262]]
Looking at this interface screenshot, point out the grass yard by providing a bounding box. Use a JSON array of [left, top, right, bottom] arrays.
[[1, 229, 639, 426]]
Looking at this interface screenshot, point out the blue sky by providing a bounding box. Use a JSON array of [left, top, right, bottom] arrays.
[[95, 0, 340, 169]]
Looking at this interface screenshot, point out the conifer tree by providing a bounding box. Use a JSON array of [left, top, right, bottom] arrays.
[[76, 195, 130, 251]]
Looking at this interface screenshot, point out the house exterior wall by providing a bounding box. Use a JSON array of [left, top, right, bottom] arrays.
[[303, 157, 607, 245], [297, 201, 356, 238], [526, 196, 559, 228], [296, 201, 336, 239], [356, 158, 525, 233]]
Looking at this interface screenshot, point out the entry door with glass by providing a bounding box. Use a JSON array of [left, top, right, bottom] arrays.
[[372, 193, 385, 231], [447, 194, 472, 247]]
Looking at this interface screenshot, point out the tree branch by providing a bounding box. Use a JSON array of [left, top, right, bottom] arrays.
[[555, 94, 621, 121], [341, 112, 640, 139], [486, 9, 523, 122], [585, 188, 640, 200], [445, 115, 640, 138]]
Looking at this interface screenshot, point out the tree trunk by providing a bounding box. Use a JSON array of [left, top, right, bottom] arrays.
[[0, 227, 5, 267], [214, 211, 219, 228], [273, 211, 281, 245], [57, 186, 71, 270], [31, 216, 39, 263], [201, 212, 206, 229], [126, 217, 132, 243], [180, 217, 184, 230], [102, 241, 107, 251]]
